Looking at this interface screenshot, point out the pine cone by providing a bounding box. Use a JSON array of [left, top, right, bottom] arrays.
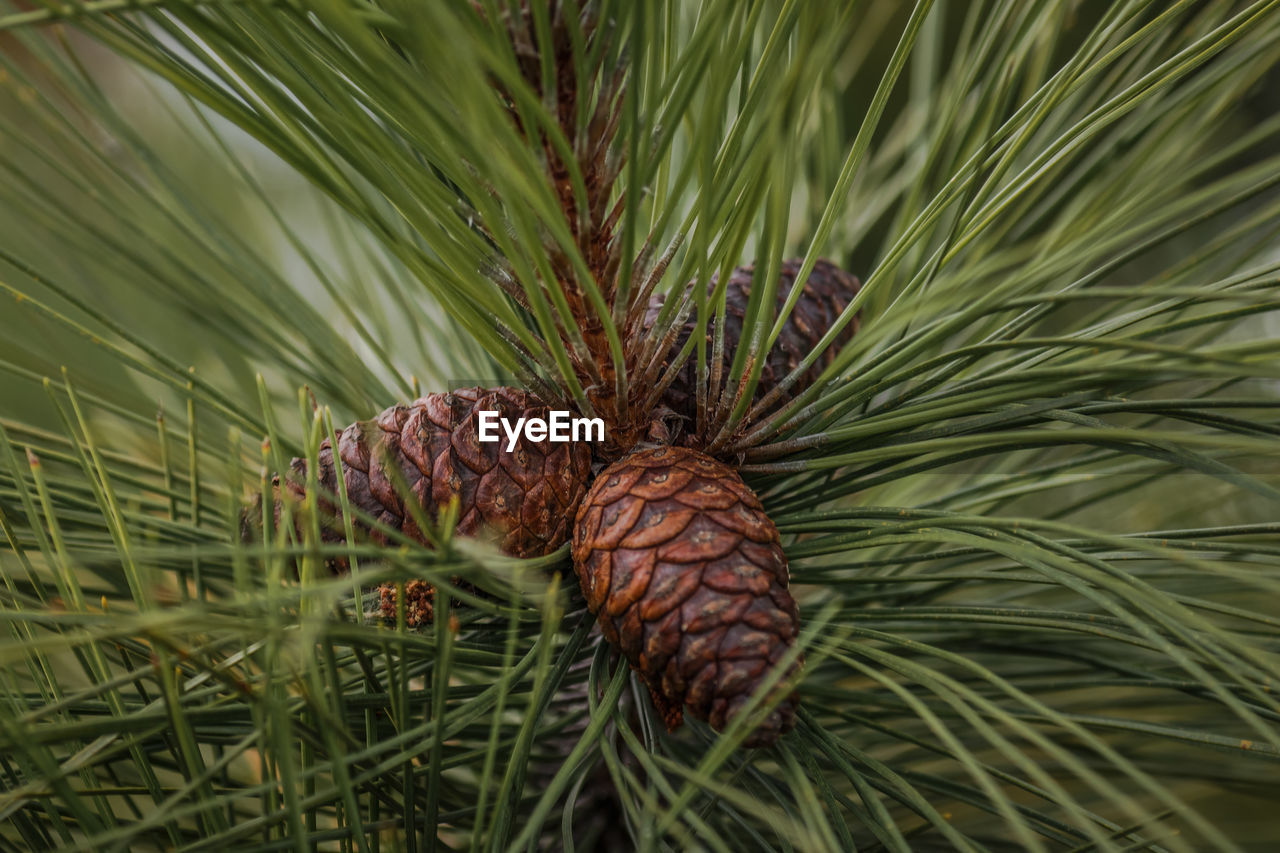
[[254, 387, 593, 566], [571, 446, 802, 747], [644, 258, 861, 422], [379, 580, 434, 628]]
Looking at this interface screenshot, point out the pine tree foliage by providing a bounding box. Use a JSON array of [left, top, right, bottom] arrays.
[[0, 0, 1278, 849]]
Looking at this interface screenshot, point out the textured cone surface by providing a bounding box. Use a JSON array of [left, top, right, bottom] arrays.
[[261, 387, 592, 565], [571, 446, 801, 747], [645, 258, 860, 422], [379, 580, 434, 628]]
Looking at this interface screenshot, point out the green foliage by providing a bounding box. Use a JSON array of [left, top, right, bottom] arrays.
[[1, 0, 1279, 850]]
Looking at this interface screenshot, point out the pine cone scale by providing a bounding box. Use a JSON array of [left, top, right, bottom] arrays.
[[637, 563, 702, 621], [603, 549, 653, 615], [590, 499, 647, 550], [704, 557, 771, 595], [620, 506, 696, 549], [628, 466, 695, 500], [399, 409, 436, 473], [591, 466, 649, 504], [657, 521, 738, 562]]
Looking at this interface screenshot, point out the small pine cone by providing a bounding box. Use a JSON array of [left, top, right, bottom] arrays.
[[253, 387, 593, 565], [379, 580, 434, 628], [645, 258, 861, 422], [571, 446, 802, 747]]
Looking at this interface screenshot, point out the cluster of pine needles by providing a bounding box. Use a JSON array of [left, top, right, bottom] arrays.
[[0, 1, 1279, 850]]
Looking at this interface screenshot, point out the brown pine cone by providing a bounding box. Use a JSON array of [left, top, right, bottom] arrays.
[[254, 387, 593, 566], [571, 446, 802, 747], [644, 258, 861, 422]]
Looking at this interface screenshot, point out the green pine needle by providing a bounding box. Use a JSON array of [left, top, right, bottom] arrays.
[[1, 1, 1279, 849]]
